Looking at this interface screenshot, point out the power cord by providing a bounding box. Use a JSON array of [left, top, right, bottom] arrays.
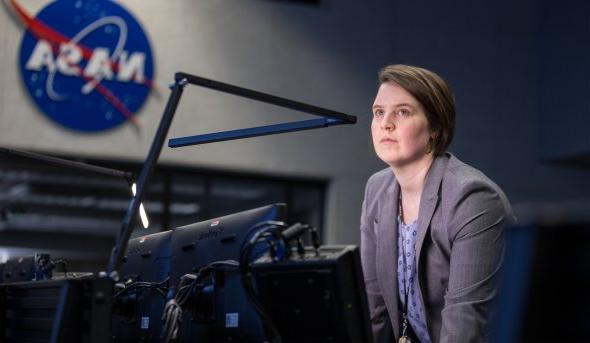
[[113, 276, 170, 299], [161, 260, 239, 343], [240, 222, 287, 343]]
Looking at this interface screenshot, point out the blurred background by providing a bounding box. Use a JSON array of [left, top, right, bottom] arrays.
[[0, 0, 588, 280]]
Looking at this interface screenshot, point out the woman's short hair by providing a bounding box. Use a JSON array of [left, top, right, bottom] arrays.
[[378, 64, 455, 156]]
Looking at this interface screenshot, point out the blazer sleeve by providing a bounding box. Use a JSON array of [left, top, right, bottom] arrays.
[[360, 179, 394, 342], [439, 180, 512, 343]]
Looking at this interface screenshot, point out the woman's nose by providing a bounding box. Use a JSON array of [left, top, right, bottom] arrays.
[[381, 114, 395, 131]]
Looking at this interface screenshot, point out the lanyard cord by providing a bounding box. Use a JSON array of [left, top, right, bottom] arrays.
[[399, 191, 410, 338]]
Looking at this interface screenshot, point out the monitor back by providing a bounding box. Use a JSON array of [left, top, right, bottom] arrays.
[[170, 203, 286, 342], [112, 230, 173, 341]]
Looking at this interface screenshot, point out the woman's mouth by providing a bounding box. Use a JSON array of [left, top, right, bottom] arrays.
[[380, 138, 397, 144]]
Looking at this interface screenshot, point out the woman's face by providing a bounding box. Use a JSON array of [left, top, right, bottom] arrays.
[[371, 81, 433, 168]]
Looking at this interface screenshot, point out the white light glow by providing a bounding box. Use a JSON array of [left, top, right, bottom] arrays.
[[132, 183, 149, 229], [0, 249, 9, 263]]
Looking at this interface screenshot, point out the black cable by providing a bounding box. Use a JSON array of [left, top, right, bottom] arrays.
[[162, 299, 182, 343], [176, 260, 239, 307], [113, 277, 169, 299], [161, 260, 239, 342], [160, 220, 291, 342], [296, 238, 305, 257], [240, 224, 285, 343], [244, 220, 287, 245], [309, 226, 321, 256]]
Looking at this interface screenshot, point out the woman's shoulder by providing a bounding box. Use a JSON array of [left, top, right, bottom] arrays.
[[364, 167, 395, 200], [440, 153, 515, 224], [443, 153, 504, 194], [367, 167, 394, 185]]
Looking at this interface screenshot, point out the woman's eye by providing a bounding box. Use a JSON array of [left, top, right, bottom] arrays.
[[397, 108, 411, 116], [373, 110, 384, 117]]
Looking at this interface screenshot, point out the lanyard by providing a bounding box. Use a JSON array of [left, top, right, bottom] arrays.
[[398, 191, 411, 343]]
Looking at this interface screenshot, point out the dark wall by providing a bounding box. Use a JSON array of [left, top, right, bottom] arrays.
[[386, 0, 590, 203], [537, 0, 590, 164]]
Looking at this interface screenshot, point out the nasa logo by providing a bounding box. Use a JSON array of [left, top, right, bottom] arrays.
[[13, 0, 155, 132]]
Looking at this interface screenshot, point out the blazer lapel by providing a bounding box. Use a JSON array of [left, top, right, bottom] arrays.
[[415, 155, 447, 275], [376, 176, 401, 337]]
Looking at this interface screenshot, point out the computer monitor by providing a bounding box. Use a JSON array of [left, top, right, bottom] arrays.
[[0, 276, 112, 342], [112, 230, 173, 341], [251, 245, 373, 343], [169, 203, 286, 342]]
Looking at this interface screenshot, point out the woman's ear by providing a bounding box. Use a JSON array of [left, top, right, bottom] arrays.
[[430, 128, 440, 142]]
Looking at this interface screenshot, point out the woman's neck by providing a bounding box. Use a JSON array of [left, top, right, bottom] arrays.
[[392, 155, 434, 223], [392, 155, 434, 196]]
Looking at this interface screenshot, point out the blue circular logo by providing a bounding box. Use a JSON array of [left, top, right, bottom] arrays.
[[17, 0, 155, 132]]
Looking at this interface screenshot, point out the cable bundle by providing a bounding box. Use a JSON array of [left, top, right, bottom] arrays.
[[240, 221, 288, 343], [162, 298, 181, 343], [239, 220, 321, 343], [160, 219, 318, 343], [161, 260, 239, 343], [114, 276, 170, 300]]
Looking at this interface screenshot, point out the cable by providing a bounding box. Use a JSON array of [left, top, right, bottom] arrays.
[[113, 276, 169, 299], [160, 220, 293, 342], [162, 298, 182, 343], [161, 260, 240, 342], [176, 260, 239, 307], [240, 223, 286, 343]]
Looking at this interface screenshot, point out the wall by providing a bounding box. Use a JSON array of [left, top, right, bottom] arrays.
[[0, 0, 588, 247], [388, 0, 590, 205], [0, 0, 393, 246]]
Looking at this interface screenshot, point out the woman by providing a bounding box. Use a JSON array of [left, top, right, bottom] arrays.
[[360, 64, 514, 342]]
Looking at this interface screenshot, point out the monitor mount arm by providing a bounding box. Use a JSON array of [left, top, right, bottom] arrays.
[[106, 72, 357, 278]]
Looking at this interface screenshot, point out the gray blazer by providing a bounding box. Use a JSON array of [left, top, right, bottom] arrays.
[[360, 153, 514, 343]]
